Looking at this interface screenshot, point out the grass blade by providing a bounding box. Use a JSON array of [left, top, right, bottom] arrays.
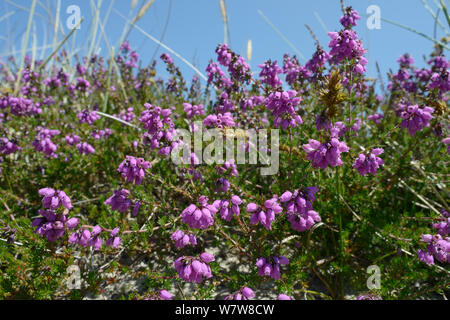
[[381, 17, 450, 50], [114, 8, 209, 82], [257, 9, 306, 61], [13, 0, 37, 95]]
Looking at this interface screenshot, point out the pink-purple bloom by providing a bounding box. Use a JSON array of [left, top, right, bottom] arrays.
[[181, 196, 219, 229], [105, 189, 132, 213], [353, 148, 384, 176], [256, 255, 289, 280], [117, 155, 151, 185], [174, 252, 214, 283], [248, 197, 283, 230], [302, 137, 349, 169]]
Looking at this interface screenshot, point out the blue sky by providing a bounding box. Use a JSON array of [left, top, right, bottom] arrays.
[[1, 0, 449, 84]]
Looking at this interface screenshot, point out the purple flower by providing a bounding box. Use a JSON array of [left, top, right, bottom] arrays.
[[256, 256, 289, 280], [248, 197, 283, 230], [160, 53, 173, 65], [259, 59, 283, 87], [183, 103, 205, 119], [33, 127, 60, 158], [302, 137, 349, 169], [77, 109, 100, 125], [277, 294, 292, 300], [305, 47, 330, 74], [283, 54, 311, 85], [418, 232, 450, 265], [181, 196, 219, 229], [217, 195, 242, 221], [0, 138, 21, 155], [170, 230, 197, 249], [90, 129, 113, 140], [368, 113, 384, 124], [105, 227, 121, 248], [353, 148, 384, 176], [265, 90, 303, 129], [397, 103, 434, 136], [88, 225, 103, 250], [76, 142, 95, 155], [65, 134, 81, 146], [442, 137, 450, 154], [279, 187, 321, 232], [31, 209, 78, 242], [139, 103, 178, 156], [39, 187, 73, 210], [328, 29, 366, 73], [117, 155, 151, 185], [203, 112, 235, 128], [215, 44, 251, 83], [159, 290, 173, 300], [132, 200, 141, 217], [217, 159, 238, 176], [397, 53, 414, 68], [69, 229, 91, 247], [216, 178, 230, 193], [174, 252, 214, 283], [340, 7, 361, 28], [225, 287, 255, 300], [105, 189, 132, 213]]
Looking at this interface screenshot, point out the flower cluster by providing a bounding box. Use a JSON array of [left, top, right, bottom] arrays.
[[0, 96, 41, 116], [279, 187, 321, 232], [353, 148, 384, 176], [259, 59, 283, 87], [247, 197, 283, 230], [139, 103, 177, 156], [265, 90, 303, 129], [397, 103, 434, 136], [217, 195, 242, 221], [183, 103, 205, 119], [181, 196, 219, 229], [305, 47, 330, 74], [105, 189, 132, 213], [340, 7, 361, 29], [117, 155, 151, 185], [77, 109, 99, 125], [76, 142, 95, 155], [328, 29, 367, 74], [256, 256, 289, 280], [90, 128, 113, 140], [39, 188, 73, 210], [225, 287, 255, 300], [215, 44, 251, 83], [115, 107, 136, 123], [217, 159, 238, 176], [302, 136, 349, 169], [170, 230, 197, 249], [32, 127, 60, 158], [32, 209, 79, 242], [0, 138, 20, 155], [203, 112, 235, 128], [418, 210, 450, 265], [65, 134, 81, 146], [368, 113, 384, 124], [417, 234, 449, 265], [32, 188, 78, 242], [283, 54, 311, 85], [174, 252, 214, 283]]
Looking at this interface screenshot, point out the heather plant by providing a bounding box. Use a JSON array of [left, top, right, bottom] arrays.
[[0, 3, 449, 301]]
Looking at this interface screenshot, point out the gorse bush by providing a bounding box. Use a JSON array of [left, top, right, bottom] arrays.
[[0, 6, 449, 300]]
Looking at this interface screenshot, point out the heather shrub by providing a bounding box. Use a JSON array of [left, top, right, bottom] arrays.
[[0, 5, 448, 300]]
